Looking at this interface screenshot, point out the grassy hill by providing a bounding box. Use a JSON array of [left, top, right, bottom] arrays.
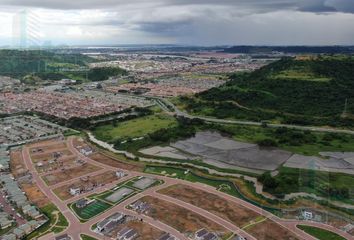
[[0, 50, 127, 82], [179, 56, 354, 127]]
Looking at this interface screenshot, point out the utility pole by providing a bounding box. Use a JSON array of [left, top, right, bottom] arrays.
[[341, 98, 348, 118]]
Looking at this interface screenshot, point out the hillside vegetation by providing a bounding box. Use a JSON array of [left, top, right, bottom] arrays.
[[0, 50, 126, 82], [179, 56, 354, 127]]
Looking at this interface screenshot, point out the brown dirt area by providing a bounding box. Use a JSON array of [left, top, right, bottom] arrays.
[[31, 149, 73, 163], [139, 196, 228, 236], [159, 184, 260, 227], [28, 140, 67, 151], [246, 219, 299, 240], [41, 163, 102, 186], [52, 170, 117, 200], [90, 152, 143, 172], [35, 155, 78, 174], [20, 182, 50, 207], [108, 219, 164, 239], [10, 150, 28, 178]]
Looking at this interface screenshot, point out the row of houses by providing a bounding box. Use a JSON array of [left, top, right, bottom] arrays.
[[129, 200, 150, 214], [195, 229, 218, 240], [0, 147, 10, 171], [0, 211, 13, 230], [96, 212, 126, 234], [1, 219, 46, 240], [0, 174, 43, 218], [117, 227, 138, 240], [158, 233, 177, 240]]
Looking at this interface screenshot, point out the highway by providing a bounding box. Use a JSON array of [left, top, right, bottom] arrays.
[[157, 97, 354, 135]]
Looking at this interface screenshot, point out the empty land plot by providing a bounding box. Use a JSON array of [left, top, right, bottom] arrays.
[[93, 114, 178, 142], [139, 196, 228, 236], [132, 177, 157, 190], [20, 182, 50, 207], [10, 150, 27, 178], [245, 219, 299, 240], [52, 171, 117, 200], [71, 200, 111, 220], [42, 164, 102, 186], [109, 220, 163, 239], [31, 149, 73, 163], [159, 184, 259, 227], [104, 187, 134, 203], [89, 152, 143, 171], [29, 140, 67, 152]]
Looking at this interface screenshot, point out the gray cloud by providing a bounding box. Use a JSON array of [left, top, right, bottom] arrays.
[[1, 0, 354, 46], [1, 0, 354, 13]]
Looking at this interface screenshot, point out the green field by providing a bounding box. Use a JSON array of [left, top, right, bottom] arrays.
[[259, 167, 354, 203], [297, 225, 346, 240], [93, 114, 178, 142], [212, 124, 354, 156], [71, 200, 112, 220], [80, 234, 98, 240], [25, 204, 68, 239], [271, 68, 331, 82]]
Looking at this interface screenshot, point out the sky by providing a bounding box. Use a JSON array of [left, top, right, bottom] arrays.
[[1, 0, 354, 46]]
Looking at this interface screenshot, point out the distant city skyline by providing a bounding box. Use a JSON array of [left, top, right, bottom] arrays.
[[0, 0, 354, 46]]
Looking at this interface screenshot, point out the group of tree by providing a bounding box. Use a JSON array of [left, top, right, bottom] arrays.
[[180, 56, 354, 127]]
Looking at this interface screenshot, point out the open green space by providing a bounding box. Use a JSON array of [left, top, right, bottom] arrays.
[[25, 204, 68, 239], [70, 200, 112, 220], [80, 234, 98, 240], [0, 50, 127, 83], [258, 167, 354, 203], [218, 124, 354, 156], [297, 225, 346, 240], [92, 114, 178, 143]]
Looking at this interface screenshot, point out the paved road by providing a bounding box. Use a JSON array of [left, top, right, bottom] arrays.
[[158, 97, 354, 135], [21, 137, 353, 240]]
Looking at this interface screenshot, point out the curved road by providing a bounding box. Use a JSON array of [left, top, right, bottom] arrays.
[[21, 137, 353, 240]]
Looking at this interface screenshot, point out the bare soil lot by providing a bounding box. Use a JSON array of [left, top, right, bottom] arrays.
[[90, 152, 143, 172], [29, 140, 67, 152], [159, 184, 259, 226], [20, 182, 50, 207], [52, 170, 117, 200], [246, 219, 299, 240], [10, 150, 28, 178], [139, 196, 228, 236], [31, 149, 73, 163], [41, 163, 102, 186]]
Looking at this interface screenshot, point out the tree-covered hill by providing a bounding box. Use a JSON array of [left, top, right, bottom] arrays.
[[179, 56, 354, 127], [0, 50, 127, 82], [0, 50, 94, 77]]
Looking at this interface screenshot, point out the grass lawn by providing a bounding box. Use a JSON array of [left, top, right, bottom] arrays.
[[25, 204, 68, 239], [144, 165, 241, 198], [214, 124, 354, 156], [271, 69, 331, 82], [267, 167, 354, 204], [297, 225, 346, 240], [71, 200, 112, 220], [80, 234, 98, 240], [92, 114, 178, 142]]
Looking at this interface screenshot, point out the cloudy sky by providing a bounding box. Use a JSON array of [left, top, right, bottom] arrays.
[[1, 0, 354, 46]]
